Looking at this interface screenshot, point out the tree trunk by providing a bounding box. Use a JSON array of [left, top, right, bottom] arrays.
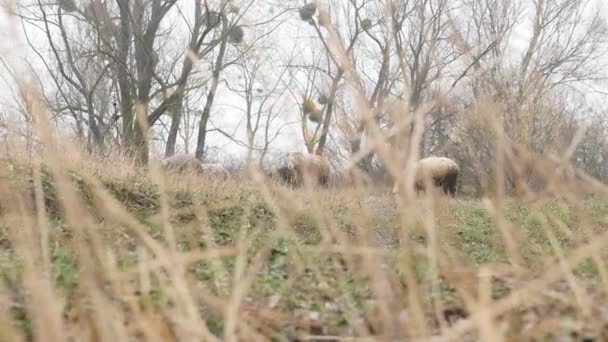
[[195, 29, 229, 160], [315, 70, 343, 156], [133, 111, 149, 165], [195, 105, 211, 160], [116, 0, 134, 152], [86, 96, 105, 152], [164, 92, 184, 157]]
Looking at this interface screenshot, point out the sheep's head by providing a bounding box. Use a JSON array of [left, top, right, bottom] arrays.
[[286, 152, 305, 170]]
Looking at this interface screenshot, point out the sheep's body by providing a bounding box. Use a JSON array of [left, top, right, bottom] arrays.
[[277, 152, 330, 187], [161, 154, 229, 179], [200, 162, 230, 180], [161, 154, 205, 174], [392, 156, 459, 196]]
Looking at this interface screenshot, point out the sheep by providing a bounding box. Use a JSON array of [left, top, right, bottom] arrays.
[[161, 154, 205, 174], [200, 162, 230, 180], [276, 152, 330, 187], [276, 165, 297, 185], [161, 154, 229, 179], [392, 156, 459, 196]]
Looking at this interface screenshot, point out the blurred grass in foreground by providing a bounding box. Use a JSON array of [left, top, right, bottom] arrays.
[[1, 157, 608, 341]]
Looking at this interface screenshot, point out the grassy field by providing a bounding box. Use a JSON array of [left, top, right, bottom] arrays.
[[1, 156, 608, 341]]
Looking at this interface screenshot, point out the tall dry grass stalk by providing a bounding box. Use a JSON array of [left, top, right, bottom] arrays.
[[1, 2, 608, 342]]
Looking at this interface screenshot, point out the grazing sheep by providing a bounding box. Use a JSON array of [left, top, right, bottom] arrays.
[[392, 156, 459, 196], [276, 165, 297, 185], [200, 162, 230, 180], [161, 154, 229, 179], [161, 154, 205, 174], [277, 152, 330, 187]]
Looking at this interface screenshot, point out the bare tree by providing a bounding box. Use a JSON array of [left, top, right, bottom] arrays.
[[286, 0, 375, 164], [17, 0, 181, 161], [17, 0, 267, 164], [191, 1, 294, 160], [8, 0, 608, 189], [163, 0, 234, 158], [450, 0, 608, 193], [17, 0, 123, 152], [288, 0, 466, 173], [221, 48, 290, 164], [178, 93, 207, 155]]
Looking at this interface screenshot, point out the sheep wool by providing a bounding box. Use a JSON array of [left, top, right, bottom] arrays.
[[161, 155, 230, 179], [161, 154, 205, 174], [305, 154, 330, 186], [393, 156, 459, 196], [200, 163, 230, 180], [281, 152, 330, 187]]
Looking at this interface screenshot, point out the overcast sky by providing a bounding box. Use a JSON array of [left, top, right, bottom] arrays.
[[1, 0, 607, 162]]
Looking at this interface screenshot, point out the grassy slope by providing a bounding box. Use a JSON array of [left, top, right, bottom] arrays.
[[1, 161, 608, 341]]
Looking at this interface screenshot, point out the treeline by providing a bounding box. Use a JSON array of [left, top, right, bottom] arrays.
[[1, 0, 607, 194]]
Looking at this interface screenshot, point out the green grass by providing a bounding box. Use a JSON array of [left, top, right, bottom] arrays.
[[2, 162, 608, 339], [449, 204, 503, 264]]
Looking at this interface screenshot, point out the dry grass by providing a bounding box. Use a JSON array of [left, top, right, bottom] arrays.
[[2, 64, 608, 342], [1, 144, 608, 341], [2, 3, 608, 342]]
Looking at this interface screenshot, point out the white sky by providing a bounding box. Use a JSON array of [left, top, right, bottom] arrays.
[[0, 0, 313, 161], [1, 0, 607, 162]]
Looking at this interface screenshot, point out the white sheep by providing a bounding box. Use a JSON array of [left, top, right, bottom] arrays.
[[161, 154, 229, 179], [200, 162, 230, 180], [277, 152, 330, 187], [392, 156, 459, 196], [161, 154, 205, 174]]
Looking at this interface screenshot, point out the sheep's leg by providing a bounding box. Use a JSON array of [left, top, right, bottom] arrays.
[[415, 183, 424, 195], [434, 178, 445, 193], [446, 183, 455, 196], [443, 172, 458, 196], [438, 178, 452, 195], [319, 173, 328, 187], [289, 170, 298, 187], [450, 177, 458, 196]]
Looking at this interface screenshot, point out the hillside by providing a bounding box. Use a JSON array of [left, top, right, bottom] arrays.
[[2, 0, 607, 340], [0, 158, 608, 341]]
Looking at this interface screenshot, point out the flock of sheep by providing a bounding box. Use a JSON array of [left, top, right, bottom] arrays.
[[160, 152, 460, 196], [161, 154, 230, 180]]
